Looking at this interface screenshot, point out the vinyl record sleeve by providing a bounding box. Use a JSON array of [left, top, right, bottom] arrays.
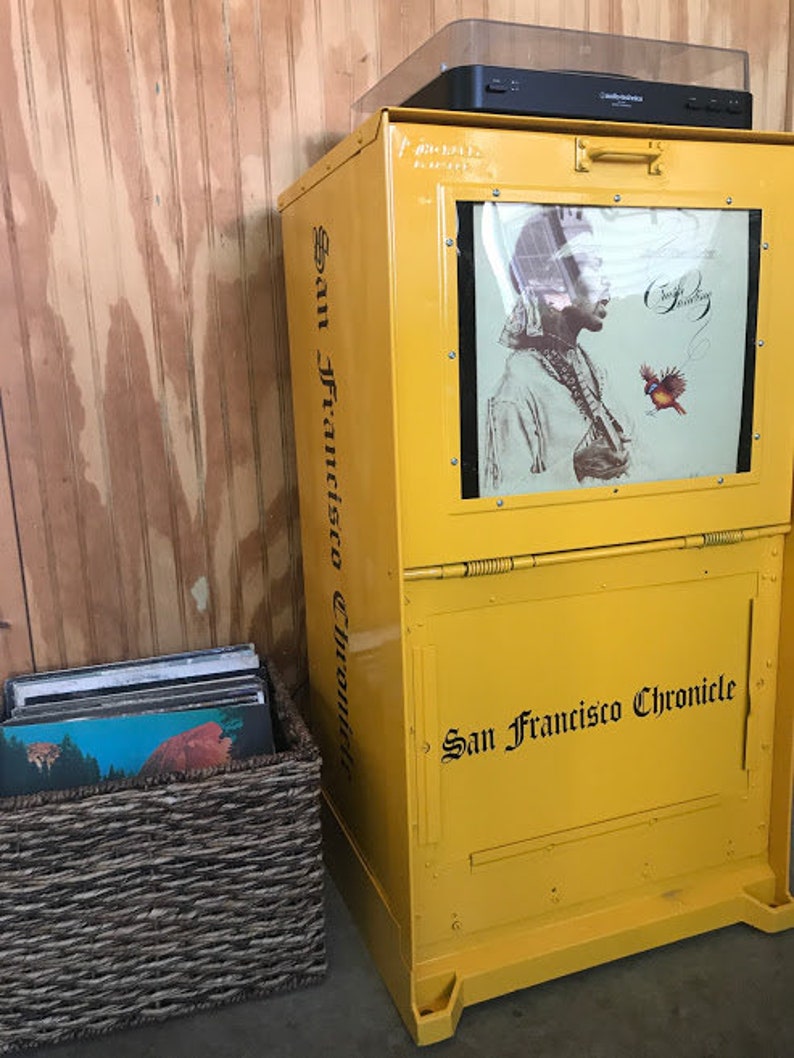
[[4, 644, 260, 715], [0, 697, 274, 796], [457, 201, 760, 499], [7, 677, 265, 724]]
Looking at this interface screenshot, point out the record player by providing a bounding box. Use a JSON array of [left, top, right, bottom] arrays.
[[354, 20, 752, 129]]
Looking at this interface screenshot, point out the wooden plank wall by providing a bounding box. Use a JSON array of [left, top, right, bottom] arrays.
[[0, 0, 790, 692]]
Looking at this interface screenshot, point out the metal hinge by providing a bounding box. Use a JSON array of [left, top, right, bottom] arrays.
[[403, 525, 789, 583]]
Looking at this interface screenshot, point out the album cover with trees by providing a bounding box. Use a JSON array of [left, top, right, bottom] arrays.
[[0, 700, 273, 797]]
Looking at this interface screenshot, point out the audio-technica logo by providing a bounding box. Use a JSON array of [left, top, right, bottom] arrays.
[[599, 91, 644, 104]]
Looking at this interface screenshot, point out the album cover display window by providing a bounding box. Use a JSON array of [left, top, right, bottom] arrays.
[[456, 202, 761, 499]]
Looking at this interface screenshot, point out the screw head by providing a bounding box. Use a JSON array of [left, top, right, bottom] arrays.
[[614, 194, 622, 202], [450, 457, 459, 466], [445, 237, 454, 246], [448, 350, 456, 359], [757, 339, 765, 347], [754, 432, 761, 440], [492, 188, 501, 197], [717, 477, 725, 484], [763, 242, 770, 250], [726, 196, 733, 204], [496, 498, 504, 508]]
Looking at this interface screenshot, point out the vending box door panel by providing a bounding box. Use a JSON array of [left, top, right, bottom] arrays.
[[387, 117, 794, 568], [405, 535, 781, 956]]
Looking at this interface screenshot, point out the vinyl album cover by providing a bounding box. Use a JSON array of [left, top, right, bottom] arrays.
[[4, 643, 261, 716], [7, 675, 265, 724], [458, 201, 760, 498], [0, 700, 274, 798]]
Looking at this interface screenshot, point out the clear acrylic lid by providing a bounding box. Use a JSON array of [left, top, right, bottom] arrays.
[[353, 19, 749, 115]]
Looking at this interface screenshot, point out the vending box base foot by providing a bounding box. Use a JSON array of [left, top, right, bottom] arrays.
[[324, 796, 794, 1046]]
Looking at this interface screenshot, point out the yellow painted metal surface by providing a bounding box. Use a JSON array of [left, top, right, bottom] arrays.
[[406, 539, 781, 951], [387, 118, 794, 567], [279, 111, 794, 1044]]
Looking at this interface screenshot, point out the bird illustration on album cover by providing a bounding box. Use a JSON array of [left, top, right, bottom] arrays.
[[640, 363, 687, 416]]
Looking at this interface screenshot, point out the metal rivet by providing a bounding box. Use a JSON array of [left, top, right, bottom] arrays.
[[757, 339, 765, 347], [445, 237, 454, 246], [492, 188, 501, 197], [726, 196, 733, 204], [448, 350, 456, 359], [763, 242, 770, 250], [451, 457, 459, 466], [496, 499, 504, 507], [614, 194, 622, 202]]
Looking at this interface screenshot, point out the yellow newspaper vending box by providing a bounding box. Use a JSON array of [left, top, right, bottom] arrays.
[[278, 108, 794, 1043]]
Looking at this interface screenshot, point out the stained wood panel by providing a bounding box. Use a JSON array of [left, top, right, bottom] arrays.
[[0, 399, 32, 679], [0, 0, 790, 693]]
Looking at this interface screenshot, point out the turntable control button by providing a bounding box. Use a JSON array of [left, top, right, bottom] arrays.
[[686, 96, 702, 110], [726, 99, 743, 113], [486, 80, 508, 94], [706, 98, 721, 111]]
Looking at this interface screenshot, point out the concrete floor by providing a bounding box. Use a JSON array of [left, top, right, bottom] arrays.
[[22, 850, 794, 1058]]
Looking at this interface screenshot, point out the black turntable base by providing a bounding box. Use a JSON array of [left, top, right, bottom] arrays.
[[402, 65, 752, 129]]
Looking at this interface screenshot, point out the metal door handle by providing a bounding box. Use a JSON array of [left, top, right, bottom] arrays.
[[576, 137, 665, 175]]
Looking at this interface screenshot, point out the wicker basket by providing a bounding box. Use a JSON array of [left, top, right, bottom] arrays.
[[0, 661, 325, 1053]]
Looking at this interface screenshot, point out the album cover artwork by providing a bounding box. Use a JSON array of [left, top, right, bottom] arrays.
[[457, 201, 760, 498], [0, 698, 274, 798]]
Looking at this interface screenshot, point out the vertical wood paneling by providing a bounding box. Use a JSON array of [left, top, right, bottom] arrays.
[[745, 3, 790, 130], [482, 1, 516, 22], [54, 0, 132, 665], [4, 0, 101, 668], [87, 0, 158, 662], [251, 1, 306, 686], [285, 1, 326, 169], [585, 1, 616, 33], [0, 398, 33, 678], [433, 1, 465, 32], [317, 0, 354, 141], [400, 1, 436, 55], [218, 0, 301, 682], [0, 0, 791, 692], [112, 0, 199, 658], [0, 4, 66, 672], [376, 0, 406, 78], [258, 2, 296, 211], [348, 4, 380, 109], [457, 1, 487, 22]]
